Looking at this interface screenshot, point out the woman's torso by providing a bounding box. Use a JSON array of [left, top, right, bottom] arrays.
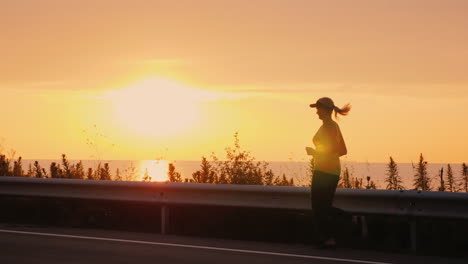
[[313, 120, 343, 175]]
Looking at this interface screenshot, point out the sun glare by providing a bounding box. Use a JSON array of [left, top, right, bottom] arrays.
[[139, 160, 169, 182], [107, 78, 208, 138]]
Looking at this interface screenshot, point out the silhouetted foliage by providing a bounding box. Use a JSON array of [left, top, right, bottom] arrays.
[[438, 167, 445, 192], [168, 163, 182, 182], [365, 176, 377, 189], [33, 161, 44, 178], [461, 163, 468, 193], [74, 161, 85, 179], [61, 154, 73, 179], [50, 162, 63, 178], [86, 168, 94, 180], [142, 168, 151, 182], [445, 164, 457, 192], [99, 163, 112, 180], [115, 168, 122, 181], [94, 163, 102, 180], [12, 156, 24, 177], [0, 155, 11, 176], [192, 156, 217, 183], [210, 132, 280, 186], [338, 166, 352, 188], [413, 154, 431, 191], [26, 164, 34, 178], [263, 169, 275, 186], [123, 162, 138, 181], [306, 157, 314, 187], [352, 177, 363, 189], [273, 173, 295, 186], [385, 156, 404, 190]]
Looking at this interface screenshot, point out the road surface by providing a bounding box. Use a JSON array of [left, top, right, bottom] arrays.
[[0, 224, 463, 264]]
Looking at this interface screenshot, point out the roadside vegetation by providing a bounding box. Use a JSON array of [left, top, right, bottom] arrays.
[[0, 135, 467, 191]]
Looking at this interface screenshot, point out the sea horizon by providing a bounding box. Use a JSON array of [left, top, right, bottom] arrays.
[[16, 159, 466, 189]]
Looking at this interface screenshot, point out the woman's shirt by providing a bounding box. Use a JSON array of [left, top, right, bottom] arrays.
[[313, 120, 347, 175]]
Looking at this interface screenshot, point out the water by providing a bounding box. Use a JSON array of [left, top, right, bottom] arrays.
[[19, 159, 465, 189]]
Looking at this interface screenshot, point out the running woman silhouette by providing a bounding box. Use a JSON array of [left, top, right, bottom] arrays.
[[306, 97, 351, 249]]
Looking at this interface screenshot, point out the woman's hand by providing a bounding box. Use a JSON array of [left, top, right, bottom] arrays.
[[305, 147, 316, 156]]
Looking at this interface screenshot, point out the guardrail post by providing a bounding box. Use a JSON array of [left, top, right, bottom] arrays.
[[410, 219, 417, 252], [161, 205, 169, 235]]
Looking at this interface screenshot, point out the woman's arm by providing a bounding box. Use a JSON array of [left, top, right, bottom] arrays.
[[305, 147, 316, 156]]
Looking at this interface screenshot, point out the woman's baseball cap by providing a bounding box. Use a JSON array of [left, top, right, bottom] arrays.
[[309, 97, 335, 109]]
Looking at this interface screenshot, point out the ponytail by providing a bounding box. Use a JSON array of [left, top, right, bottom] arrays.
[[334, 103, 351, 119]]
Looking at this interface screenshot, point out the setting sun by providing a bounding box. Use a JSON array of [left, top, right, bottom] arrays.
[[106, 78, 206, 138], [139, 160, 169, 182]]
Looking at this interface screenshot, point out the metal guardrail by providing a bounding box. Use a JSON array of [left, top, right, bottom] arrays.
[[2, 176, 468, 251], [1, 176, 468, 219]]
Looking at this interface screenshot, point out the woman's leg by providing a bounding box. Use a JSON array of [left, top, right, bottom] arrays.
[[311, 171, 340, 243]]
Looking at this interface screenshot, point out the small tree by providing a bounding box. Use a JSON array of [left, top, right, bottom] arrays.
[[50, 162, 63, 178], [124, 162, 138, 181], [365, 176, 377, 189], [168, 163, 182, 182], [61, 154, 74, 179], [0, 155, 11, 176], [33, 161, 43, 178], [385, 156, 404, 190], [461, 163, 468, 193], [86, 168, 94, 180], [74, 161, 85, 179], [413, 154, 431, 191], [99, 163, 112, 180], [26, 164, 34, 177], [445, 164, 457, 192], [12, 156, 24, 177], [142, 168, 151, 182], [192, 156, 217, 183], [212, 132, 271, 185], [115, 168, 122, 181], [352, 177, 363, 189], [338, 166, 352, 188], [438, 167, 445, 192], [263, 169, 275, 186], [274, 173, 294, 186]]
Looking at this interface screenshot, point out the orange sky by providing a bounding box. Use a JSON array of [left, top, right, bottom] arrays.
[[1, 0, 467, 163]]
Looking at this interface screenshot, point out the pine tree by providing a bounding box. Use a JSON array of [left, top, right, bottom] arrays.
[[33, 161, 43, 178], [168, 163, 182, 182], [446, 164, 457, 192], [86, 168, 94, 180], [74, 161, 85, 179], [192, 156, 217, 183], [0, 155, 11, 176], [461, 163, 468, 193], [61, 154, 73, 179], [413, 154, 431, 191], [50, 162, 62, 178], [99, 163, 112, 180], [94, 162, 102, 180], [26, 164, 34, 177], [13, 156, 24, 177], [338, 166, 352, 188], [385, 156, 404, 190], [263, 169, 275, 185]]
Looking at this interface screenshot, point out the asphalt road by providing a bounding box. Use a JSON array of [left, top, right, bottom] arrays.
[[0, 224, 464, 264]]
